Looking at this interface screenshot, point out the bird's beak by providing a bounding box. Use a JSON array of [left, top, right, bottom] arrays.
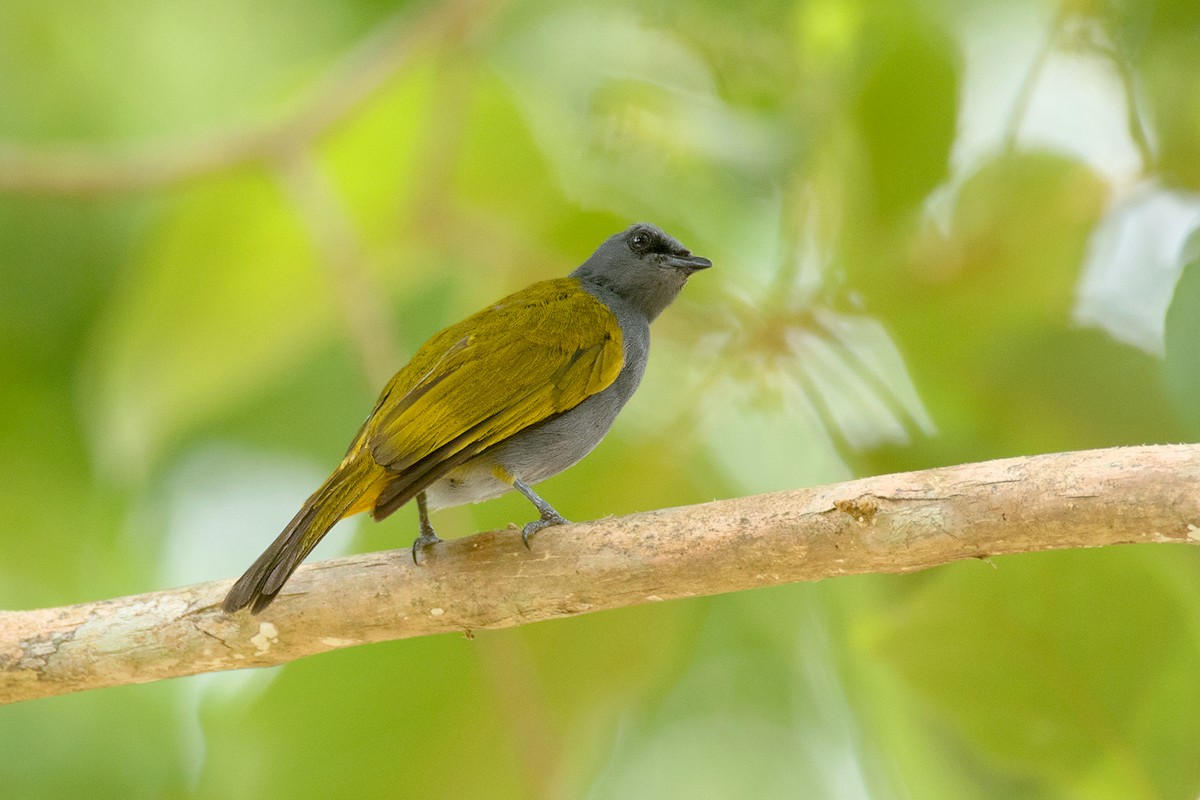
[[665, 253, 713, 273]]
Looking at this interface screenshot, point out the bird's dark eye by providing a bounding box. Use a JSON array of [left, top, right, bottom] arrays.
[[630, 232, 651, 252]]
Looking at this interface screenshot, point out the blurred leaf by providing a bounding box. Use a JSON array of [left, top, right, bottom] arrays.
[[0, 0, 376, 140], [493, 7, 780, 246], [870, 548, 1200, 799], [847, 153, 1110, 468], [0, 199, 149, 607], [0, 198, 147, 368], [0, 381, 130, 608], [939, 152, 1106, 315], [321, 59, 439, 251], [977, 327, 1180, 456], [1164, 226, 1200, 437], [796, 310, 936, 448], [590, 587, 895, 799], [453, 71, 575, 246], [705, 372, 853, 491], [84, 171, 336, 478], [1111, 0, 1200, 190], [1074, 183, 1200, 354], [692, 308, 935, 493], [852, 13, 959, 222], [851, 151, 1107, 364], [829, 574, 1000, 800]]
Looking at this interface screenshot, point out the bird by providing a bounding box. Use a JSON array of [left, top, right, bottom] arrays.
[[222, 223, 712, 613]]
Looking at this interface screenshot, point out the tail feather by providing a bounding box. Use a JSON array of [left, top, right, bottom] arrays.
[[223, 455, 383, 614]]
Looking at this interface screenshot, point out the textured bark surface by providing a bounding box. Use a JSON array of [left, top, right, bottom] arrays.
[[3, 445, 1198, 705]]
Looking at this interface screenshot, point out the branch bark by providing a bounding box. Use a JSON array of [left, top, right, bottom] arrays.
[[2, 444, 1198, 705]]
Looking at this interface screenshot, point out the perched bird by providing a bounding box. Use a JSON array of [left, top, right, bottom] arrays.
[[223, 223, 712, 613]]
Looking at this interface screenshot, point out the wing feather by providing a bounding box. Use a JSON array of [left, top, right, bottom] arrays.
[[366, 279, 624, 476]]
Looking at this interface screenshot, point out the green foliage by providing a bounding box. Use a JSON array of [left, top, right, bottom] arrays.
[[86, 173, 336, 477], [3, 0, 1200, 797], [869, 549, 1200, 799]]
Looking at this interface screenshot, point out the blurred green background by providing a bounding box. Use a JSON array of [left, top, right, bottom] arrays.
[[3, 0, 1200, 797]]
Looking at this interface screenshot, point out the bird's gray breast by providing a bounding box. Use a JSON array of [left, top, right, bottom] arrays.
[[424, 286, 651, 509]]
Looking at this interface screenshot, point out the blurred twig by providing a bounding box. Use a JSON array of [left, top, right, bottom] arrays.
[[1088, 36, 1157, 172], [0, 0, 493, 197], [2, 444, 1198, 705], [1003, 1, 1069, 154]]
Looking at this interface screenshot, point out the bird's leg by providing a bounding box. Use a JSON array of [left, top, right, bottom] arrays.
[[411, 491, 443, 564], [512, 478, 569, 548]]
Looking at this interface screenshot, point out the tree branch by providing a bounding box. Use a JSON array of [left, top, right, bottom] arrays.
[[2, 444, 1198, 705]]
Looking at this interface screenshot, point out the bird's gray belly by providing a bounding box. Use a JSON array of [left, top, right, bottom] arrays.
[[422, 376, 635, 509]]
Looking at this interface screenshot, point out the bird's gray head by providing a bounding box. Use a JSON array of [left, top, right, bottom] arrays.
[[571, 223, 713, 322]]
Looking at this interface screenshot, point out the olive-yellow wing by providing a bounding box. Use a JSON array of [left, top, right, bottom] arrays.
[[363, 278, 624, 514]]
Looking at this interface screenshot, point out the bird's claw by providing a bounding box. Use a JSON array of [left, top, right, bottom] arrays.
[[411, 531, 443, 564], [521, 512, 568, 549]]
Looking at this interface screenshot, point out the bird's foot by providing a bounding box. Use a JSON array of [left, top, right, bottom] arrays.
[[521, 511, 568, 549], [411, 530, 443, 565]]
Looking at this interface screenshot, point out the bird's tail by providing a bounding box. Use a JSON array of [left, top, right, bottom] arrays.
[[223, 453, 386, 614]]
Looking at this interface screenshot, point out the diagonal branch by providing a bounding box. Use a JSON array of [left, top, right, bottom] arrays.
[[2, 444, 1198, 705], [0, 0, 495, 196]]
